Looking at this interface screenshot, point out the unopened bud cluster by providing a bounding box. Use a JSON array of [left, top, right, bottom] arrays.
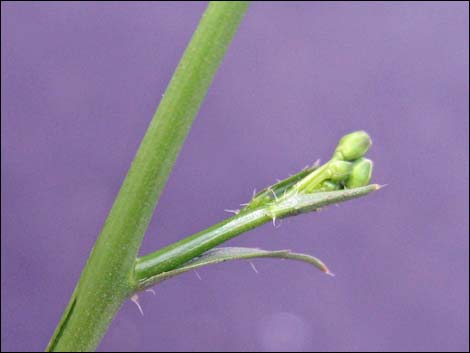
[[294, 131, 374, 193]]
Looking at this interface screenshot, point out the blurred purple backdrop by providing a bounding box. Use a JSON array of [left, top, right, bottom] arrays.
[[1, 2, 469, 352]]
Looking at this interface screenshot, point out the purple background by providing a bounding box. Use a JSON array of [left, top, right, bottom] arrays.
[[2, 2, 469, 352]]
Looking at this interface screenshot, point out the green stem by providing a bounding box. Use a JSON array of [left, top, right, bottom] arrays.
[[134, 184, 380, 289], [46, 2, 249, 351], [135, 209, 270, 282]]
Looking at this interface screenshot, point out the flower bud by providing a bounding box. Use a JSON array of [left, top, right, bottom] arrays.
[[345, 158, 373, 188], [318, 180, 340, 192], [328, 160, 353, 182], [332, 131, 372, 161], [299, 160, 352, 193]]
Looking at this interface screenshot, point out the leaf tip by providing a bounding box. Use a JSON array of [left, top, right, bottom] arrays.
[[374, 183, 388, 190], [322, 266, 335, 277]]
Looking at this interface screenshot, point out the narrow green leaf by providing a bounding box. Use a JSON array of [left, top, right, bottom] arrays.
[[137, 247, 331, 291], [268, 184, 381, 218]]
